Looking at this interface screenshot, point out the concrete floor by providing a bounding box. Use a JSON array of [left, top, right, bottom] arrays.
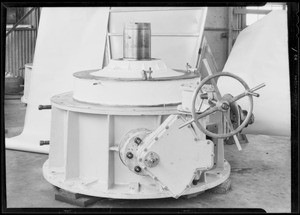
[[4, 98, 291, 212]]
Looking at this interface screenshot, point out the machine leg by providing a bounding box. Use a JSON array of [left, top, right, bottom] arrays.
[[183, 191, 205, 199], [207, 178, 231, 194], [55, 188, 101, 207]]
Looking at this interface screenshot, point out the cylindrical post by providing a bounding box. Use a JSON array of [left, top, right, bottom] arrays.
[[123, 23, 151, 60]]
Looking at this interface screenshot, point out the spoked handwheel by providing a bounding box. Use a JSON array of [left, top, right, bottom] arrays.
[[180, 72, 265, 151]]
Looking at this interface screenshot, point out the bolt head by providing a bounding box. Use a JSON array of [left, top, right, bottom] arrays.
[[126, 152, 133, 159], [221, 103, 229, 110], [134, 166, 142, 173], [134, 137, 142, 145]]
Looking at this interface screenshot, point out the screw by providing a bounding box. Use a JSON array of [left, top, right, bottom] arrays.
[[134, 137, 142, 145], [134, 166, 141, 173], [126, 152, 133, 159]]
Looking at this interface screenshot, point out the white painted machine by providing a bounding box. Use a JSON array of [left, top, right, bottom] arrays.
[[42, 22, 265, 199]]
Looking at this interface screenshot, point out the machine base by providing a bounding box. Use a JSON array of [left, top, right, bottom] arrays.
[[43, 159, 231, 199]]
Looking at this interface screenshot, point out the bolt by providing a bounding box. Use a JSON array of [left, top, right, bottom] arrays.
[[126, 152, 133, 159], [134, 166, 141, 173], [134, 137, 142, 145], [40, 140, 50, 146], [221, 103, 229, 110]]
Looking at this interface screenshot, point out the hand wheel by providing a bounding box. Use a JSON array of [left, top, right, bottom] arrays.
[[180, 72, 265, 150]]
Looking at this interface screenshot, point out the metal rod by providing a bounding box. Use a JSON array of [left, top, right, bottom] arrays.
[[110, 8, 206, 13], [109, 33, 201, 37], [250, 83, 266, 92], [40, 140, 50, 146], [233, 8, 272, 15], [227, 7, 234, 56], [6, 7, 37, 37], [38, 105, 52, 110]]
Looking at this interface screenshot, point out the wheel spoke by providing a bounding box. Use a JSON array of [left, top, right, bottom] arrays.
[[196, 105, 219, 120], [229, 92, 247, 104], [223, 110, 242, 151], [229, 83, 266, 104]]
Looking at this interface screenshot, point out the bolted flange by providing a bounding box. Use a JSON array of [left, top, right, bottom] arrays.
[[144, 151, 160, 168]]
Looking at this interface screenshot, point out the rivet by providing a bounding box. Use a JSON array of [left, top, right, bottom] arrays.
[[154, 177, 158, 180], [165, 126, 169, 129], [207, 141, 210, 144], [144, 148, 148, 152], [155, 137, 158, 141], [194, 138, 198, 141], [139, 158, 142, 162]]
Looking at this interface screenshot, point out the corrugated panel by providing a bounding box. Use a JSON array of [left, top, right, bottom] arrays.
[[5, 29, 37, 77]]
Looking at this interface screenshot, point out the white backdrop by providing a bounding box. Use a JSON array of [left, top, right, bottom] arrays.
[[218, 11, 290, 136], [5, 7, 208, 154], [5, 8, 110, 153]]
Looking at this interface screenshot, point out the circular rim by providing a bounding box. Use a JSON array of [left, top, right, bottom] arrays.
[[191, 72, 253, 139], [73, 69, 199, 82]]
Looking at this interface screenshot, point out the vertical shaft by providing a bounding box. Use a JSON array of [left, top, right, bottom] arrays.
[[123, 22, 151, 60]]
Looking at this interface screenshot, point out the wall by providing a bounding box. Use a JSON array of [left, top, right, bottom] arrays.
[[204, 7, 229, 71], [5, 7, 39, 77]]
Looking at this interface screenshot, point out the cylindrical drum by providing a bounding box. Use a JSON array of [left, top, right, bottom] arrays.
[[123, 23, 151, 60]]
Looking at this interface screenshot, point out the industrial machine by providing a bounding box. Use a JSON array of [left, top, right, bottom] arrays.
[[42, 22, 265, 199]]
